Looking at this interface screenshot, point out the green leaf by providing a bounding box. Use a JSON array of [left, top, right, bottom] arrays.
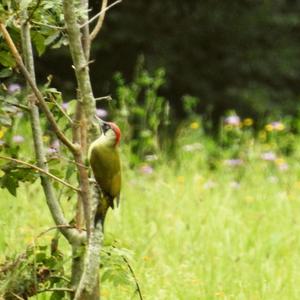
[[0, 174, 18, 196], [0, 68, 12, 78], [0, 115, 12, 127], [45, 32, 60, 46], [50, 290, 65, 300], [0, 51, 16, 67], [32, 32, 46, 56]]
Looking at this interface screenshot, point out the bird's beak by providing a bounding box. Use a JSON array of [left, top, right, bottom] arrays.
[[95, 115, 106, 133]]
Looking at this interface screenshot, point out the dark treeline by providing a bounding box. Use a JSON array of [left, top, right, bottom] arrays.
[[36, 0, 300, 121]]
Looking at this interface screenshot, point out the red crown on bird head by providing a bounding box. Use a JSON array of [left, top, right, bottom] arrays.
[[107, 122, 121, 146]]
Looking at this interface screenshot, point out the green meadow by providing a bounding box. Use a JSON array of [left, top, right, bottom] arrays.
[[2, 119, 300, 299]]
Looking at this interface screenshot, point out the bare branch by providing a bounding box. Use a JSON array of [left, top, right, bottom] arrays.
[[0, 23, 78, 154], [0, 155, 80, 192], [90, 0, 107, 41], [38, 287, 74, 294], [95, 95, 112, 101], [26, 0, 42, 22], [31, 20, 65, 30], [81, 0, 122, 29]]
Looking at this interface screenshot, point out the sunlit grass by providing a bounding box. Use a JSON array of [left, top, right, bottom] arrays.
[[2, 132, 300, 299]]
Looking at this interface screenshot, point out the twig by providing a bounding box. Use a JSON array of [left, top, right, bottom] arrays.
[[0, 98, 29, 111], [10, 292, 25, 300], [49, 275, 71, 283], [35, 225, 80, 240], [80, 0, 122, 29], [0, 23, 78, 155], [0, 155, 80, 192], [121, 255, 144, 300], [26, 0, 42, 22], [49, 95, 73, 124], [90, 0, 107, 41], [94, 95, 112, 101], [31, 20, 65, 30], [38, 287, 74, 293]]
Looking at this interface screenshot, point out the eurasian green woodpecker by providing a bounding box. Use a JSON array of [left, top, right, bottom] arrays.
[[88, 121, 121, 224]]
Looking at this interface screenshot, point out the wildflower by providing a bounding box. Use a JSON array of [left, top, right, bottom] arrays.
[[271, 121, 285, 131], [261, 151, 276, 161], [145, 154, 158, 161], [275, 158, 288, 171], [265, 121, 285, 132], [42, 135, 50, 143], [190, 122, 199, 129], [96, 108, 108, 118], [177, 176, 185, 184], [245, 196, 254, 203], [47, 147, 58, 154], [268, 176, 278, 183], [224, 158, 243, 167], [8, 83, 21, 94], [203, 180, 216, 189], [51, 139, 60, 150], [140, 164, 153, 174], [265, 124, 273, 132], [182, 143, 202, 152], [224, 115, 240, 126], [230, 181, 240, 189], [12, 135, 24, 143], [0, 127, 7, 139], [61, 102, 68, 110], [243, 118, 253, 126]]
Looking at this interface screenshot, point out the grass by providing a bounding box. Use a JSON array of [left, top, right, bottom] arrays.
[[2, 127, 300, 299]]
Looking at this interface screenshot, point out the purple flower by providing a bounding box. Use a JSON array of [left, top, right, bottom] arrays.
[[96, 108, 108, 118], [224, 158, 243, 166], [203, 180, 216, 189], [140, 164, 154, 174], [61, 102, 68, 110], [278, 163, 289, 171], [224, 115, 240, 126], [261, 151, 276, 161], [12, 135, 24, 143], [46, 147, 58, 154], [51, 139, 60, 150], [8, 83, 21, 94]]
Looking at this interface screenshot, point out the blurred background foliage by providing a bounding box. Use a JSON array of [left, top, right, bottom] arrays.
[[33, 0, 300, 124]]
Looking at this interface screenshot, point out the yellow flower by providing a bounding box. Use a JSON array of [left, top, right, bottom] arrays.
[[190, 122, 199, 129], [177, 176, 185, 184], [275, 158, 285, 166], [245, 196, 255, 204], [215, 291, 225, 297], [42, 135, 50, 143], [275, 123, 285, 131], [0, 127, 7, 139], [265, 124, 273, 132], [243, 118, 253, 126]]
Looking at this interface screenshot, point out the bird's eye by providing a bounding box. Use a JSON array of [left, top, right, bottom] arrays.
[[102, 123, 111, 133]]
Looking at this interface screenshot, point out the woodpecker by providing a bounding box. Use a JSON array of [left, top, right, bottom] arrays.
[[88, 121, 121, 225]]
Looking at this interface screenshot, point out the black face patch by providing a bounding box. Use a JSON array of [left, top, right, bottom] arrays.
[[101, 122, 111, 133]]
